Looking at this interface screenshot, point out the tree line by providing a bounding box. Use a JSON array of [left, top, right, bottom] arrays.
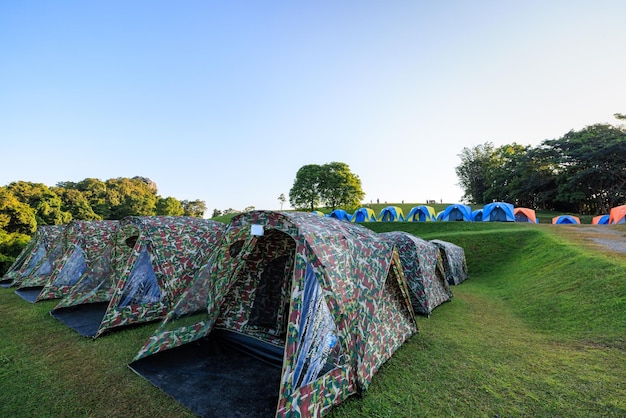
[[455, 116, 626, 215], [0, 176, 206, 273]]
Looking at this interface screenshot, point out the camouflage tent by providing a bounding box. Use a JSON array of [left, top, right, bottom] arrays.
[[129, 210, 417, 418], [27, 220, 120, 303], [51, 216, 225, 338], [380, 231, 452, 315], [430, 239, 469, 285], [1, 225, 66, 289]]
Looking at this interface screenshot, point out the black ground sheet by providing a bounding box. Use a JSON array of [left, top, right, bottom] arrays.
[[50, 302, 109, 337], [128, 330, 283, 418], [14, 287, 43, 303]]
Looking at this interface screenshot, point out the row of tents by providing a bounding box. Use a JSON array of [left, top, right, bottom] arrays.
[[1, 211, 468, 417], [322, 203, 626, 225]]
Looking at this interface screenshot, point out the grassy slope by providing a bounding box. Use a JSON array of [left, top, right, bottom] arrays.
[[1, 222, 625, 417]]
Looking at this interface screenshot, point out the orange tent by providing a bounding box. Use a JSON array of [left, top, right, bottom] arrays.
[[514, 207, 537, 223], [608, 205, 626, 224]]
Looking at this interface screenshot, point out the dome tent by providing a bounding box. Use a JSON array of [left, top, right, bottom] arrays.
[[405, 205, 436, 222], [481, 202, 515, 222], [129, 211, 417, 417], [51, 216, 225, 338], [378, 206, 405, 222]]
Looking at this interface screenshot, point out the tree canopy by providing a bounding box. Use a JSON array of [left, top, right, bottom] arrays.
[[289, 162, 364, 211], [455, 123, 626, 214]]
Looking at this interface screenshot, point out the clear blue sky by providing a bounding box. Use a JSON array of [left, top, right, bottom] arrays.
[[1, 1, 625, 214]]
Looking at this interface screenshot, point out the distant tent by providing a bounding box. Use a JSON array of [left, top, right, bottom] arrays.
[[514, 207, 538, 223], [481, 202, 515, 222], [51, 216, 225, 338], [552, 215, 581, 225], [609, 205, 626, 224], [31, 220, 120, 303], [430, 240, 469, 285], [129, 211, 417, 417], [1, 225, 66, 289], [405, 205, 436, 222], [380, 231, 452, 315], [437, 204, 472, 222], [327, 209, 352, 221], [592, 214, 610, 225], [471, 209, 483, 222], [311, 210, 325, 217], [378, 206, 405, 222], [351, 207, 377, 222]]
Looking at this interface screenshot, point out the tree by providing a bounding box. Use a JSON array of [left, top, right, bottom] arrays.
[[455, 142, 495, 204], [211, 209, 223, 218], [53, 187, 101, 220], [105, 177, 158, 219], [156, 196, 185, 216], [318, 162, 364, 210], [0, 188, 37, 234], [7, 181, 72, 225], [181, 200, 207, 218], [278, 193, 286, 210], [289, 165, 323, 210], [615, 113, 626, 120], [542, 124, 626, 213]]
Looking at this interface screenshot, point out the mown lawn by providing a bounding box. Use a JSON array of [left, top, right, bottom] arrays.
[[1, 222, 625, 417]]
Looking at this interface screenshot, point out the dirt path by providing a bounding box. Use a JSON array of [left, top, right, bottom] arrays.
[[550, 224, 626, 255]]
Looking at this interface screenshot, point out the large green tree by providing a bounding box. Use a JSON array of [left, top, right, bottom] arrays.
[[289, 164, 323, 211], [156, 197, 185, 216], [455, 142, 495, 204], [289, 162, 364, 211], [181, 200, 207, 218], [318, 162, 364, 210]]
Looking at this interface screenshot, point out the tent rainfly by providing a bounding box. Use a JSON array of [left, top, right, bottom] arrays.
[[471, 209, 483, 222], [50, 216, 225, 338], [609, 205, 626, 224], [1, 225, 66, 289], [430, 239, 469, 285], [481, 202, 515, 222], [351, 207, 377, 222], [592, 214, 610, 225], [378, 206, 405, 222], [129, 210, 417, 418], [514, 207, 538, 223], [552, 215, 581, 224], [437, 204, 472, 222], [405, 205, 436, 222], [30, 220, 120, 303], [327, 209, 352, 221], [380, 231, 452, 315]]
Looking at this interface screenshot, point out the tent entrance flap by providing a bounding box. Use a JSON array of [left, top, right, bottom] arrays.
[[50, 302, 109, 337], [128, 330, 282, 418]]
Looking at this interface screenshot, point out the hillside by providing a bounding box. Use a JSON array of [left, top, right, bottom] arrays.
[[1, 222, 625, 417]]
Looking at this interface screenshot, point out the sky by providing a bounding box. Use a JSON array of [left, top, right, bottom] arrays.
[[1, 1, 625, 214]]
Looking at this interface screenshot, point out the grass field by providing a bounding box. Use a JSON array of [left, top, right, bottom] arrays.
[[1, 220, 625, 417]]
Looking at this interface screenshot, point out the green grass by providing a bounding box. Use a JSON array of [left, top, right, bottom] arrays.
[[2, 222, 625, 417]]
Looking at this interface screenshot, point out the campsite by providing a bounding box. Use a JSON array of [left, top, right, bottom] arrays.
[[1, 213, 625, 417]]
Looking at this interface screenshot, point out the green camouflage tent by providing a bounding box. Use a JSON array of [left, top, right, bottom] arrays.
[[31, 220, 120, 303], [51, 216, 225, 338], [1, 225, 66, 289], [129, 210, 417, 417], [430, 239, 469, 285], [380, 231, 453, 315]]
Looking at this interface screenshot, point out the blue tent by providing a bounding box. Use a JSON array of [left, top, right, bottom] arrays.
[[471, 209, 483, 222], [481, 202, 515, 222], [405, 205, 436, 222], [351, 207, 377, 222], [378, 206, 405, 222], [437, 204, 472, 222], [327, 209, 352, 221], [552, 215, 580, 224], [592, 214, 610, 225]]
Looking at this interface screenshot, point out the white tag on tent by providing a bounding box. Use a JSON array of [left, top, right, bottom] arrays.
[[251, 224, 264, 236]]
